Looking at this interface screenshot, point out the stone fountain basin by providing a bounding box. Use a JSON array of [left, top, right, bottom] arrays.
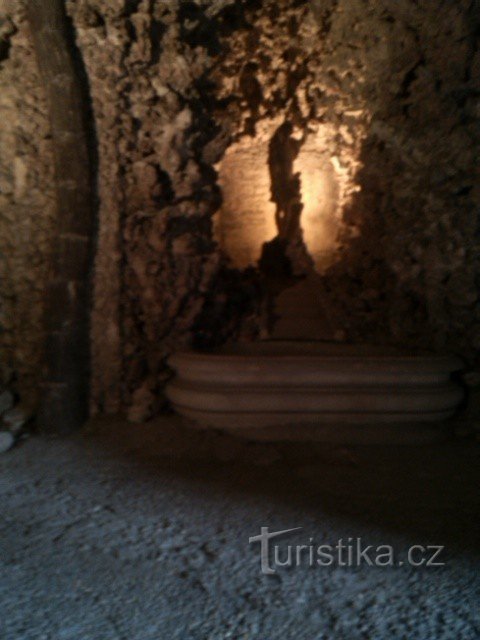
[[166, 341, 464, 441]]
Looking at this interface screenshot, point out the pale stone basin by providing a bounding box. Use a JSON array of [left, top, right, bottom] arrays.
[[166, 341, 465, 443]]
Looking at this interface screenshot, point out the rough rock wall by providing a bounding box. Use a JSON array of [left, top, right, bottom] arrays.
[[319, 0, 480, 360], [0, 1, 55, 404], [69, 0, 480, 418], [65, 0, 365, 419], [67, 0, 233, 419], [1, 0, 479, 419]]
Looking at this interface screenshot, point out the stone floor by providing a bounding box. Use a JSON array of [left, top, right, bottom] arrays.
[[1, 416, 479, 639]]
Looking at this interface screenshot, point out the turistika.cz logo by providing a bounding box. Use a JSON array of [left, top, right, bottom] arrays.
[[249, 527, 445, 575]]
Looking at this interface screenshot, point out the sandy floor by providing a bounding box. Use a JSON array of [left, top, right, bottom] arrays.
[[1, 416, 479, 639]]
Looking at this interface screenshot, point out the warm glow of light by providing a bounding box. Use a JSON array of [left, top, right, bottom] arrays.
[[295, 134, 340, 272], [215, 119, 280, 269], [216, 120, 364, 272]]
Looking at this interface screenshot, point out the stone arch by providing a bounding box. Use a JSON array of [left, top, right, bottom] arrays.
[[27, 0, 96, 432]]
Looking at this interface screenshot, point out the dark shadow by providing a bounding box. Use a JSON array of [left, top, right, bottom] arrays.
[[75, 416, 480, 561]]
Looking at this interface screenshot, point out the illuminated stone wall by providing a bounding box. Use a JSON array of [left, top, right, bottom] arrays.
[[211, 2, 368, 277], [215, 119, 278, 270], [215, 120, 360, 274]]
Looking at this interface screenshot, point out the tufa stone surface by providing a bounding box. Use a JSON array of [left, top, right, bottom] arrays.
[[0, 1, 55, 408]]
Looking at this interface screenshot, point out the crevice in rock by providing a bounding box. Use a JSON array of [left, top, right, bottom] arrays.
[[122, 0, 142, 19], [0, 37, 11, 62], [178, 2, 222, 57], [398, 57, 425, 99], [0, 17, 16, 63], [149, 18, 166, 65]]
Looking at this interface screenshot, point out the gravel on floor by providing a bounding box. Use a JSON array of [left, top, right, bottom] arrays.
[[1, 416, 479, 640]]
